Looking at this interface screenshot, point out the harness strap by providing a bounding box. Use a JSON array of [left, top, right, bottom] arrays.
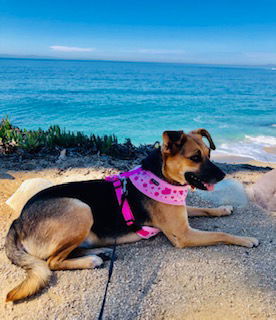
[[105, 174, 160, 239]]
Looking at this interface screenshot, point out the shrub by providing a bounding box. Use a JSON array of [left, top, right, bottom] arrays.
[[0, 117, 125, 156]]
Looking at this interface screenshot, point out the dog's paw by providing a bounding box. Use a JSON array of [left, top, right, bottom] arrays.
[[240, 236, 259, 248], [89, 255, 104, 268], [218, 205, 233, 216]]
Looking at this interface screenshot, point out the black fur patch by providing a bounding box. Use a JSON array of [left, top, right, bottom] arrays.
[[22, 178, 152, 239], [141, 147, 163, 178]]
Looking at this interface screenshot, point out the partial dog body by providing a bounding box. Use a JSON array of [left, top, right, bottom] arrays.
[[5, 129, 259, 302]]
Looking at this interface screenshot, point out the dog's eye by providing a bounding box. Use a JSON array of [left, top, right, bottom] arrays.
[[190, 154, 202, 162]]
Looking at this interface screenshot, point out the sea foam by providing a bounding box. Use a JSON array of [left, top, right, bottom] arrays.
[[216, 135, 276, 163]]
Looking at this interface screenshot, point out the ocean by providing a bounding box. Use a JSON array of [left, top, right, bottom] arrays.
[[0, 58, 275, 162]]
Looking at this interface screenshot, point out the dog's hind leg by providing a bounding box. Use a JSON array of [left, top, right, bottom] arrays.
[[6, 198, 102, 302], [47, 245, 103, 271], [187, 205, 233, 217], [23, 198, 104, 271], [45, 200, 104, 270]]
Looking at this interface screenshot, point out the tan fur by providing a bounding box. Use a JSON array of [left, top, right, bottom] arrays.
[[48, 255, 103, 270], [6, 198, 94, 302], [187, 205, 233, 217], [146, 201, 258, 248], [162, 134, 208, 185], [158, 130, 258, 248], [79, 231, 142, 248], [6, 258, 51, 302], [22, 199, 93, 259], [101, 233, 143, 246]]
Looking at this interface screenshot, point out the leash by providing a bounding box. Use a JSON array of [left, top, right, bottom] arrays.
[[97, 177, 128, 319], [97, 239, 117, 320]]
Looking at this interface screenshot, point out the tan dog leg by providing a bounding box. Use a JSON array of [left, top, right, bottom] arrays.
[[187, 205, 233, 217], [92, 233, 143, 247], [151, 203, 259, 249], [48, 255, 103, 270], [169, 228, 259, 248], [81, 231, 143, 248], [48, 238, 104, 270]]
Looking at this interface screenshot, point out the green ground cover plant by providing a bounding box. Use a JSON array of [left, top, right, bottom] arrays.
[[0, 117, 123, 155]]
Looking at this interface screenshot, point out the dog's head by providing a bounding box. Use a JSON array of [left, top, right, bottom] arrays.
[[161, 129, 225, 190]]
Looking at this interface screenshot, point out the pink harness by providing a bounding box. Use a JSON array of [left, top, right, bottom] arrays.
[[105, 167, 189, 239]]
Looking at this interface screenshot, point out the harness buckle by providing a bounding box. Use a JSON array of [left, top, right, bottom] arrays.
[[121, 176, 128, 196]]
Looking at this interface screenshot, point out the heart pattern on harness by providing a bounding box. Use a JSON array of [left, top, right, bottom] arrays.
[[128, 167, 189, 206], [161, 188, 171, 195]]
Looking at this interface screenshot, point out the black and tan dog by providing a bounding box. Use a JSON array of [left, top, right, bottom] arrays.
[[5, 129, 259, 302]]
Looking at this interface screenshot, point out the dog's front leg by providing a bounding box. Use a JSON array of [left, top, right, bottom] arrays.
[[187, 205, 233, 217], [170, 228, 259, 248], [152, 203, 259, 249], [81, 231, 143, 247]]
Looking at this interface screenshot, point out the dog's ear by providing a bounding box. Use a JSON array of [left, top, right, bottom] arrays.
[[191, 128, 216, 150], [162, 130, 187, 154]]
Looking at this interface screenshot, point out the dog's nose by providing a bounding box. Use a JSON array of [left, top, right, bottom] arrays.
[[207, 160, 226, 182], [221, 171, 226, 180], [217, 169, 226, 182]]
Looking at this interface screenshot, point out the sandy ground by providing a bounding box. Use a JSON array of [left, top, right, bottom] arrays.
[[0, 154, 275, 320]]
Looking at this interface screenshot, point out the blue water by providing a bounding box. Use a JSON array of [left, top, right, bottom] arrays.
[[0, 58, 276, 161]]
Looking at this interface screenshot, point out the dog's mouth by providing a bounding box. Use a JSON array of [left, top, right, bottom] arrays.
[[184, 172, 215, 191]]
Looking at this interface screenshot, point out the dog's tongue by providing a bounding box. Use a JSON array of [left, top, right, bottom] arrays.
[[203, 183, 215, 191]]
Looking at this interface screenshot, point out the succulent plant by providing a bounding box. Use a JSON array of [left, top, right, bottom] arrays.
[[0, 117, 135, 157]]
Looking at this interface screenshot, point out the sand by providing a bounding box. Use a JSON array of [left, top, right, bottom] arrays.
[[0, 154, 275, 320], [212, 153, 276, 167], [264, 146, 276, 155]]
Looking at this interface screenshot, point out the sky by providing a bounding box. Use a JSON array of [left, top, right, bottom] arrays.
[[1, 0, 276, 65]]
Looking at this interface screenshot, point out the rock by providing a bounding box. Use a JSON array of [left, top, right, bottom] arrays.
[[195, 178, 249, 208], [6, 178, 53, 212], [247, 169, 276, 212], [57, 149, 67, 162], [0, 171, 15, 180]]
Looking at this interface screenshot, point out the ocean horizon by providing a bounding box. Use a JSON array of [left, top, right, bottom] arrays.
[[1, 58, 275, 162]]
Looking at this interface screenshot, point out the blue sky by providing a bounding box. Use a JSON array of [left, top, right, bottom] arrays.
[[1, 0, 276, 64]]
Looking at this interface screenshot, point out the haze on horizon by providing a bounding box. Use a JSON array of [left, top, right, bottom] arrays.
[[1, 0, 276, 65]]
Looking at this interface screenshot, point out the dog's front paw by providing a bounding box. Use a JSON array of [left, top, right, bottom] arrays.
[[218, 205, 233, 216], [240, 236, 259, 248]]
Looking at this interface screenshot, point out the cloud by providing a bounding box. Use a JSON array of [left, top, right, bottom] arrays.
[[50, 45, 95, 52], [244, 51, 276, 63], [138, 49, 186, 55]]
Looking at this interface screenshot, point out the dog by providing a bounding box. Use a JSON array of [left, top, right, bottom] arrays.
[[5, 129, 259, 302]]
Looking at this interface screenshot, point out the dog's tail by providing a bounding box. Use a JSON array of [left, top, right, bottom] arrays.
[[5, 222, 51, 302]]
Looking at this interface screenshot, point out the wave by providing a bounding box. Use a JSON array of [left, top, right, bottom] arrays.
[[244, 135, 276, 146], [193, 115, 203, 123], [216, 135, 276, 163]]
